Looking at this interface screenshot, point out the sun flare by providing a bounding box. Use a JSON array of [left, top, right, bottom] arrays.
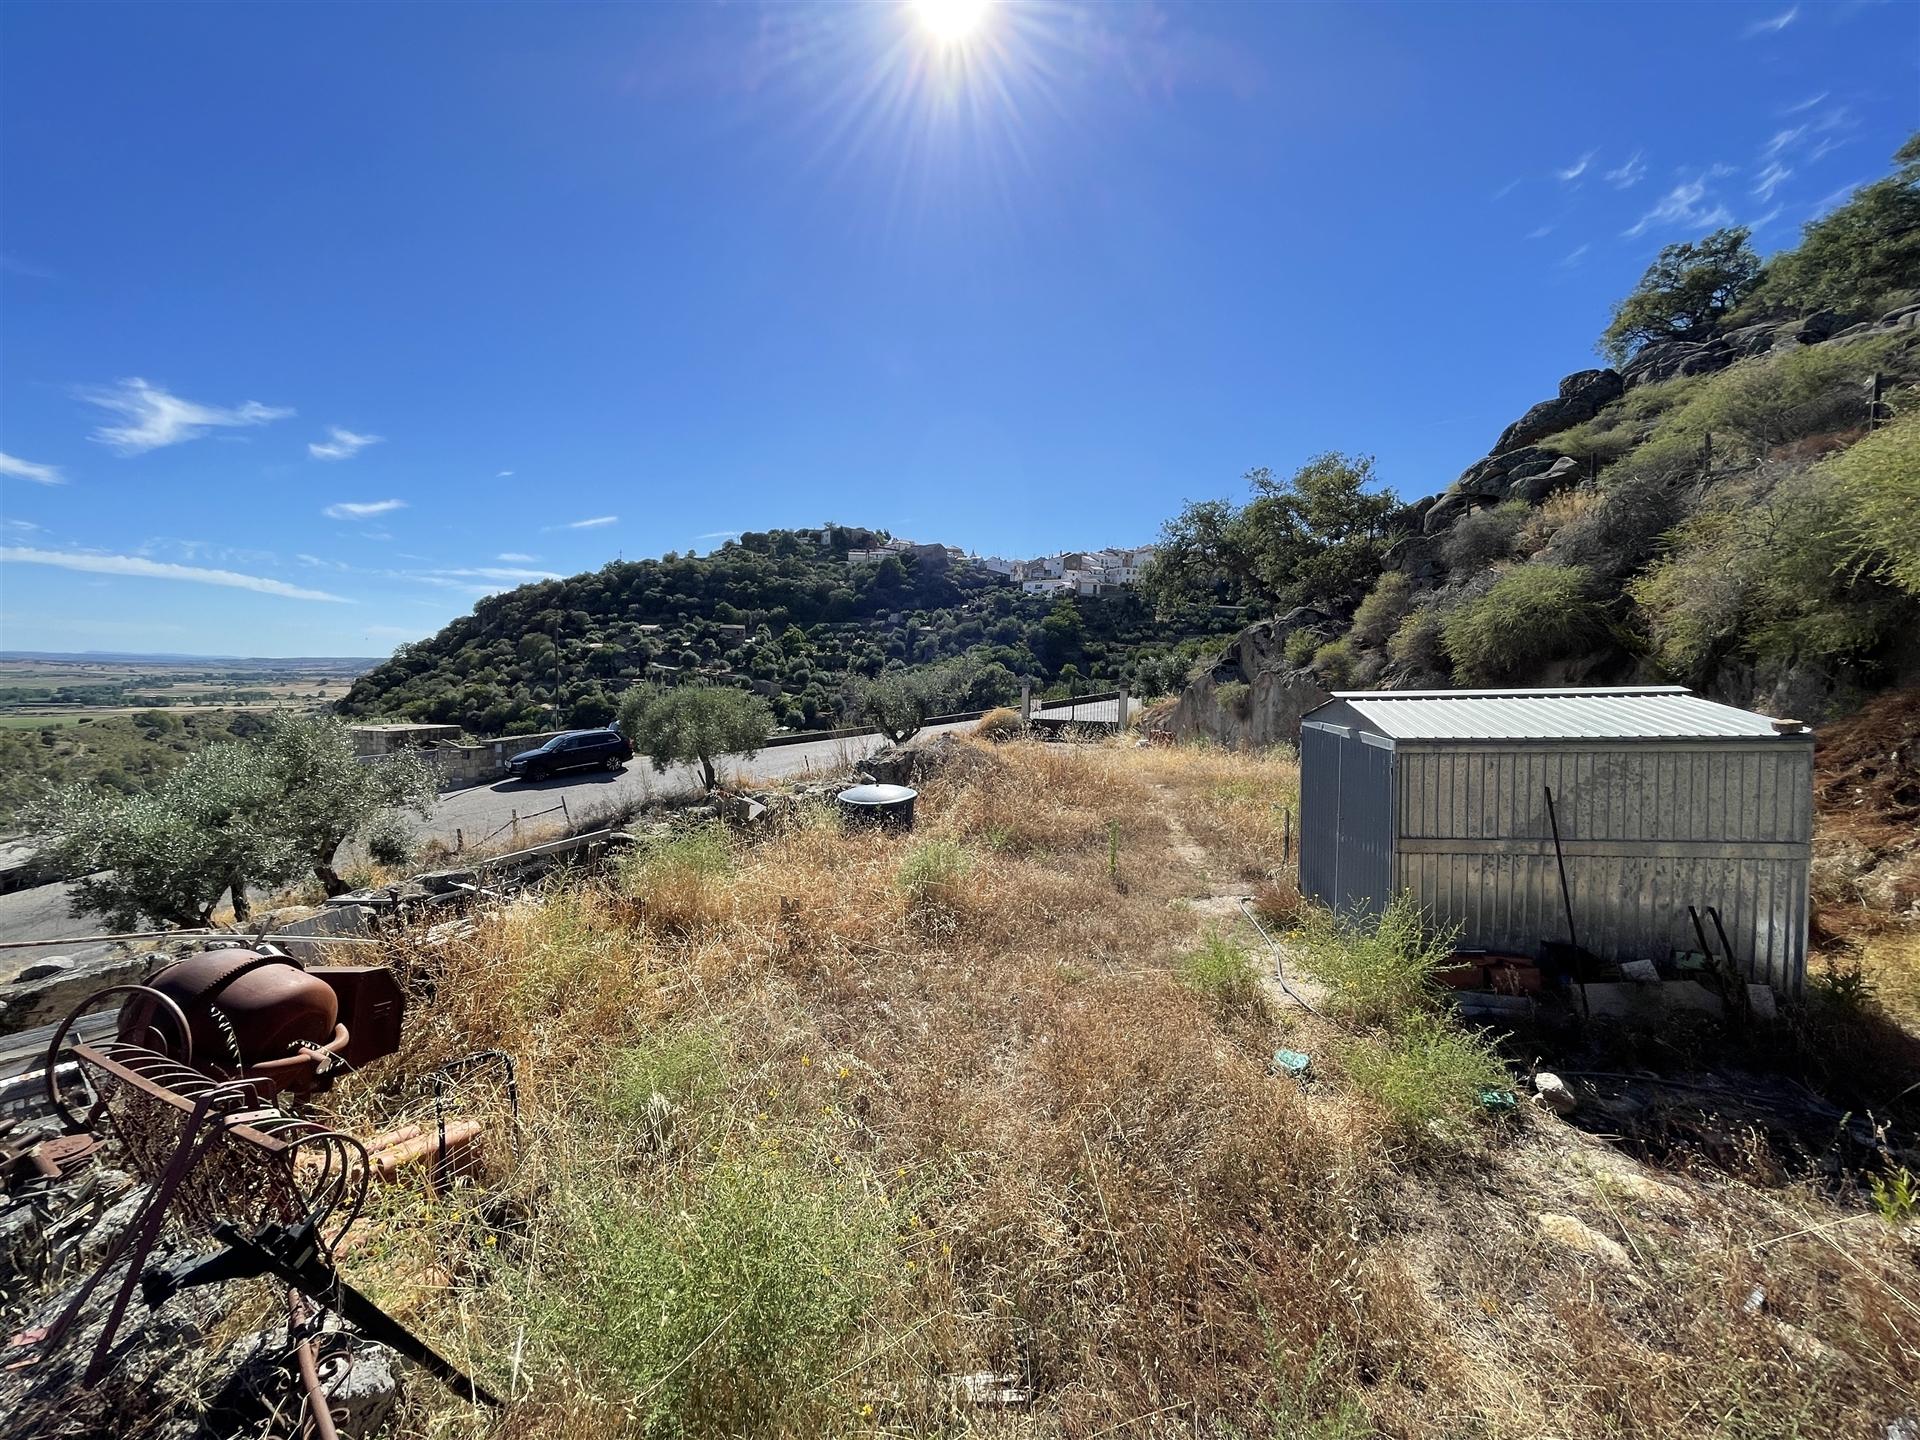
[[912, 0, 992, 44]]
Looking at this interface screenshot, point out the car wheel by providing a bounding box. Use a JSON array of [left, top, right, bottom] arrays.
[[527, 764, 547, 783], [605, 755, 624, 772]]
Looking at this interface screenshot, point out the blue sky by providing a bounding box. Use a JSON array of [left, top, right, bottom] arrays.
[[1, 0, 1913, 657]]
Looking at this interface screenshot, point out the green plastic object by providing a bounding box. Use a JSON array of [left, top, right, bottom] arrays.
[[1273, 1048, 1311, 1078], [1478, 1087, 1519, 1112]]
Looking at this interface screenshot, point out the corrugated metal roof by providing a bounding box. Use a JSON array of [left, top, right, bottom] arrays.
[[1322, 687, 1800, 742]]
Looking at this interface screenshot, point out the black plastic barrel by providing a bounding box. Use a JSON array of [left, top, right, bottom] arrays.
[[837, 783, 917, 832]]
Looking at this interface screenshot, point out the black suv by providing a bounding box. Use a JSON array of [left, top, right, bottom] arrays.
[[505, 729, 633, 783]]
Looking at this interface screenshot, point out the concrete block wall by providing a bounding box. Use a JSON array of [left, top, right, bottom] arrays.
[[431, 730, 570, 789]]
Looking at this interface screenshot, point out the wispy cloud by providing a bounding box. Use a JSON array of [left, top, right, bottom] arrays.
[[550, 515, 618, 530], [1, 546, 351, 602], [497, 552, 538, 562], [428, 566, 560, 583], [1809, 179, 1867, 218], [1525, 224, 1554, 241], [694, 529, 743, 541], [1751, 162, 1793, 201], [0, 451, 64, 486], [4, 518, 42, 533], [0, 253, 55, 280], [296, 553, 350, 570], [81, 378, 293, 455], [1603, 150, 1647, 189], [1560, 243, 1592, 268], [323, 498, 407, 520], [1556, 150, 1597, 182], [1624, 175, 1734, 238], [496, 469, 514, 478], [1745, 5, 1798, 37], [308, 425, 383, 461], [1749, 205, 1784, 231], [1492, 178, 1522, 201], [1763, 126, 1807, 159], [1780, 91, 1827, 115]]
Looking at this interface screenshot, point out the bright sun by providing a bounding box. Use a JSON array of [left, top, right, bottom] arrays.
[[913, 0, 992, 43]]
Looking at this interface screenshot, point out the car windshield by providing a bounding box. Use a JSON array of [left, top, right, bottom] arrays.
[[540, 736, 570, 751]]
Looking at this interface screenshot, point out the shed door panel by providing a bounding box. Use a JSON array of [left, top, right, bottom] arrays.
[[1337, 738, 1395, 917]]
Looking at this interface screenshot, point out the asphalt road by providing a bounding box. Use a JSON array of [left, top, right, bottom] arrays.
[[0, 701, 1129, 954]]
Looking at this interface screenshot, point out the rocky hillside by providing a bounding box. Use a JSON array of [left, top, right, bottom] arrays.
[[1163, 138, 1920, 743]]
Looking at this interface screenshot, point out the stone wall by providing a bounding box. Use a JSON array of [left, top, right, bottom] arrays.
[[430, 730, 571, 788]]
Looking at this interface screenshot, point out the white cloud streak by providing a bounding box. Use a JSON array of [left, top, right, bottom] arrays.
[[1560, 243, 1591, 268], [0, 451, 64, 485], [553, 515, 618, 530], [428, 566, 560, 582], [497, 552, 538, 562], [81, 378, 293, 455], [1603, 150, 1647, 189], [1745, 5, 1798, 37], [1, 546, 351, 602], [1624, 176, 1735, 238], [323, 499, 407, 520], [1752, 161, 1793, 200], [1781, 91, 1827, 115], [1556, 150, 1597, 182], [308, 426, 383, 461]]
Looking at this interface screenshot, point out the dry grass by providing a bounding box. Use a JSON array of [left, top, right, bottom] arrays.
[[310, 735, 1920, 1440]]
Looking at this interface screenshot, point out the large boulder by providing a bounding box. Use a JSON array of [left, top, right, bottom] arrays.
[[1162, 618, 1333, 749], [1507, 455, 1581, 504], [1723, 322, 1777, 360], [1492, 368, 1624, 452], [1621, 338, 1732, 389]]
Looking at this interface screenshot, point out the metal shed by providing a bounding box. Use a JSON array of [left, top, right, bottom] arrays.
[[1299, 687, 1814, 993]]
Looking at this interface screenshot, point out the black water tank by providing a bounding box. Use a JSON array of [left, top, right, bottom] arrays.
[[838, 783, 917, 831]]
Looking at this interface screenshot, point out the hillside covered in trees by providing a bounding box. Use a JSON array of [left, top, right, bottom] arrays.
[[1151, 135, 1920, 732], [340, 525, 1240, 735]]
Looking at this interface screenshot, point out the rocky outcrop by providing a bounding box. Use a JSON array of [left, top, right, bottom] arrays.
[[1621, 337, 1733, 388], [1493, 368, 1625, 452], [1161, 618, 1331, 750]]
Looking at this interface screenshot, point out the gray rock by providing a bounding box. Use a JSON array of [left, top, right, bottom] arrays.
[[1507, 455, 1582, 504], [11, 956, 73, 983], [1829, 321, 1878, 342], [1533, 1072, 1578, 1116], [1492, 369, 1623, 452], [1422, 490, 1474, 534], [1794, 309, 1841, 343], [1622, 338, 1731, 388], [1723, 322, 1777, 359]]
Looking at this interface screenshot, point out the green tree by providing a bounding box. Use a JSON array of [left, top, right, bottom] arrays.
[[1144, 455, 1400, 614], [28, 714, 437, 925], [251, 712, 439, 896], [1600, 227, 1763, 363], [622, 685, 772, 791], [1749, 134, 1920, 317]]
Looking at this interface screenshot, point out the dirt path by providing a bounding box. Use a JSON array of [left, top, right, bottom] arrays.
[[1149, 780, 1328, 1012]]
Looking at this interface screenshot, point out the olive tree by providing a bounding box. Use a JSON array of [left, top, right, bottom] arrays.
[[622, 684, 772, 791], [29, 713, 440, 928]]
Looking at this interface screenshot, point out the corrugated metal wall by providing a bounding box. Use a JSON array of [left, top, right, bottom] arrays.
[[1394, 741, 1813, 991], [1300, 723, 1396, 920]]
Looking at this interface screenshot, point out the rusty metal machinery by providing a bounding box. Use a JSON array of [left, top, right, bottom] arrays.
[[19, 970, 502, 1429], [122, 948, 405, 1098]]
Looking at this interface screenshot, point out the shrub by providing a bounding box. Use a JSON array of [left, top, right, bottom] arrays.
[[1310, 637, 1360, 688], [1600, 226, 1762, 363], [972, 706, 1026, 741], [1214, 680, 1253, 718], [1674, 332, 1906, 455], [1293, 895, 1455, 1027], [1535, 417, 1637, 467], [1177, 929, 1266, 1018], [1349, 572, 1413, 647], [1631, 457, 1910, 682], [1283, 629, 1320, 667], [897, 837, 972, 909], [1338, 1010, 1509, 1139], [539, 1150, 895, 1437], [1829, 410, 1920, 597], [1545, 452, 1696, 576], [1438, 500, 1530, 574], [1441, 565, 1606, 685], [1386, 601, 1449, 678]]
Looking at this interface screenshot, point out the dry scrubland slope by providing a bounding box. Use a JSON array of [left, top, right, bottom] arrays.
[[320, 736, 1918, 1440]]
